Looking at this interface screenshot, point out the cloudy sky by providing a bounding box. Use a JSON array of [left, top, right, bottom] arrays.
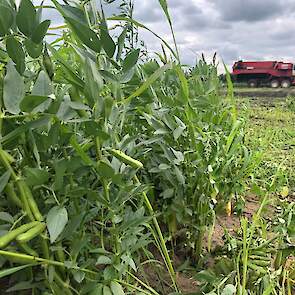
[[39, 0, 295, 70]]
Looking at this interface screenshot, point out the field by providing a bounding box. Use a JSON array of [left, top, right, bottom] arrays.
[[0, 1, 294, 295]]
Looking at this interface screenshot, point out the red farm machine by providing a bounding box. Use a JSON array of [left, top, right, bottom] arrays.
[[232, 60, 295, 88]]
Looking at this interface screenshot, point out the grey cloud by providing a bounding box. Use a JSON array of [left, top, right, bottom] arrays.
[[213, 0, 285, 22], [134, 4, 163, 23], [33, 0, 295, 69]]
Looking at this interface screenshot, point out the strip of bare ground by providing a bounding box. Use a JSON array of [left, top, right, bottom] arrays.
[[221, 88, 295, 98]]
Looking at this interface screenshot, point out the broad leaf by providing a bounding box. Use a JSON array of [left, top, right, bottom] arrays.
[[61, 5, 87, 25], [97, 161, 115, 179], [123, 49, 140, 71], [20, 95, 49, 112], [96, 256, 112, 265], [0, 2, 14, 36], [84, 58, 103, 107], [103, 286, 112, 295], [46, 206, 68, 243], [116, 26, 127, 61], [65, 17, 101, 53], [31, 19, 51, 44], [16, 0, 36, 37], [72, 270, 85, 283], [100, 27, 116, 58], [24, 39, 43, 58], [110, 282, 125, 295], [3, 62, 25, 114], [6, 36, 25, 74], [32, 71, 53, 96], [24, 167, 50, 186]]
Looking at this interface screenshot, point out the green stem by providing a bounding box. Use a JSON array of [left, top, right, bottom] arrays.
[[0, 149, 18, 180], [127, 271, 161, 295], [195, 228, 205, 263], [134, 175, 178, 292], [241, 195, 268, 294], [54, 272, 73, 295], [115, 279, 154, 295], [0, 250, 96, 274], [0, 110, 3, 146]]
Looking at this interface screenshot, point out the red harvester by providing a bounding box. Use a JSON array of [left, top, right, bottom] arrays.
[[232, 60, 295, 88]]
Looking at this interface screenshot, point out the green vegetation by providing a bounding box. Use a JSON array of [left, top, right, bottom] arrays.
[[0, 0, 294, 294], [243, 97, 295, 190]]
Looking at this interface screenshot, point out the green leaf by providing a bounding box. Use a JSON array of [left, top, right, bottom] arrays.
[[65, 17, 101, 53], [32, 71, 53, 96], [3, 61, 25, 114], [0, 265, 33, 279], [103, 96, 113, 119], [16, 0, 36, 37], [96, 256, 112, 265], [24, 39, 43, 58], [103, 286, 112, 295], [84, 58, 103, 107], [47, 45, 84, 89], [97, 161, 114, 179], [89, 284, 103, 295], [158, 0, 171, 23], [175, 65, 189, 103], [0, 170, 11, 194], [20, 95, 49, 113], [72, 270, 85, 283], [70, 135, 94, 166], [46, 206, 68, 243], [0, 116, 51, 145], [24, 167, 50, 186], [123, 49, 140, 71], [60, 4, 87, 25], [124, 63, 172, 103], [221, 284, 236, 295], [6, 36, 25, 74], [0, 2, 14, 37], [109, 16, 177, 59], [0, 211, 14, 223], [6, 281, 35, 292], [31, 19, 51, 44], [110, 282, 125, 295], [100, 27, 116, 58], [116, 26, 127, 61], [195, 270, 217, 283]]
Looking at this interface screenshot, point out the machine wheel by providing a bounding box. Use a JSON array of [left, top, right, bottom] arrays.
[[270, 79, 280, 88], [281, 79, 291, 88], [247, 79, 258, 88]]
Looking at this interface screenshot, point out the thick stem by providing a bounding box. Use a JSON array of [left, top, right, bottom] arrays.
[[0, 250, 96, 274], [195, 228, 205, 264]]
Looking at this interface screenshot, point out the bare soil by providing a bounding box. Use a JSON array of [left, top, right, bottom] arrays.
[[144, 195, 263, 294]]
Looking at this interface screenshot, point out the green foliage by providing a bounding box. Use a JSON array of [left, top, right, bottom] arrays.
[[0, 0, 290, 294]]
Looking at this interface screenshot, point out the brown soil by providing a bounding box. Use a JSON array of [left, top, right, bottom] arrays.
[[208, 195, 261, 250], [143, 195, 264, 294]]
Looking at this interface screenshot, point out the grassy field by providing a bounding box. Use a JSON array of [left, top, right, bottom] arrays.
[[241, 95, 295, 192]]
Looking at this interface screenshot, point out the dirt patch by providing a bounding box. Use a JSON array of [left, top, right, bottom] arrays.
[[176, 272, 199, 293], [143, 195, 264, 294], [208, 195, 261, 249]]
